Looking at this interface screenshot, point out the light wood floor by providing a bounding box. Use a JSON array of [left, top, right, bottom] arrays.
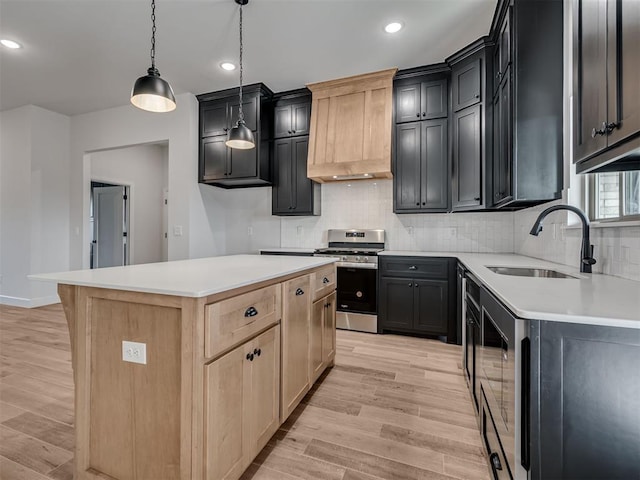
[[0, 303, 490, 480]]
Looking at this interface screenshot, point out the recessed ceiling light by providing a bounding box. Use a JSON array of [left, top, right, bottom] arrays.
[[384, 22, 403, 34], [1, 39, 22, 49], [220, 62, 236, 71]]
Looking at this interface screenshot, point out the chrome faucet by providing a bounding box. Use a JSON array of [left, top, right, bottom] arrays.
[[529, 204, 596, 273]]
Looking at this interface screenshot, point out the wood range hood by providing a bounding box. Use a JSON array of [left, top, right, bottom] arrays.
[[306, 68, 397, 183]]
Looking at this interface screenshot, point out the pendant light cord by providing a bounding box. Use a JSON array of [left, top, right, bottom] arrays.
[[150, 0, 157, 72], [238, 2, 244, 123]]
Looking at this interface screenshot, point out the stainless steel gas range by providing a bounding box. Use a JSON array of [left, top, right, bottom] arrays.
[[314, 229, 385, 334]]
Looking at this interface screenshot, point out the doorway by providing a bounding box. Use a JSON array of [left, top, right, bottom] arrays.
[[90, 181, 130, 269]]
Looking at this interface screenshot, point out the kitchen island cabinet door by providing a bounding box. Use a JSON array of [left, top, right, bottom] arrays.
[[322, 292, 337, 364], [281, 275, 311, 420], [532, 320, 640, 480], [310, 296, 325, 383]]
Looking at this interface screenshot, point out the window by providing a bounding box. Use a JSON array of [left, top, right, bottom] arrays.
[[589, 170, 640, 221]]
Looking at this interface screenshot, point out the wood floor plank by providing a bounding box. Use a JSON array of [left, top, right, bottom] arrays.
[[303, 438, 456, 480], [0, 401, 25, 422], [0, 425, 72, 475], [3, 411, 74, 451], [240, 462, 302, 480], [443, 455, 491, 480], [255, 440, 346, 480], [46, 459, 74, 480], [0, 456, 50, 480]]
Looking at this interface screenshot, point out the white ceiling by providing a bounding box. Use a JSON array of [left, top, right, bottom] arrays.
[[0, 0, 498, 116]]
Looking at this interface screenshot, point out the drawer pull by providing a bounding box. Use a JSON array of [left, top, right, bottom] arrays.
[[253, 348, 261, 357], [295, 288, 305, 296], [490, 452, 502, 472], [244, 306, 258, 318], [246, 353, 254, 362], [409, 265, 417, 270], [322, 277, 330, 284]]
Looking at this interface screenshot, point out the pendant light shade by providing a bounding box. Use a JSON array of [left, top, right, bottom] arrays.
[[226, 120, 255, 149], [131, 0, 176, 113], [226, 0, 255, 149], [131, 67, 176, 113]]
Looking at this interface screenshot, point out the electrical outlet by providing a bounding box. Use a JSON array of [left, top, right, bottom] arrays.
[[407, 226, 414, 236], [122, 341, 147, 365], [296, 226, 304, 236], [247, 226, 254, 236], [173, 225, 183, 236]]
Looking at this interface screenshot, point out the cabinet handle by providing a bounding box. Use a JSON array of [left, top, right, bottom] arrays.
[[292, 130, 296, 134], [605, 122, 620, 134], [409, 265, 417, 270], [408, 283, 413, 287], [254, 348, 261, 357], [415, 283, 419, 288], [223, 127, 228, 132], [244, 306, 258, 317], [475, 94, 480, 99], [496, 71, 502, 79], [295, 288, 305, 296], [422, 112, 426, 117], [322, 277, 330, 284], [288, 130, 292, 134], [416, 202, 420, 206], [489, 452, 503, 472], [474, 197, 481, 201], [246, 353, 254, 362], [416, 113, 420, 118], [591, 122, 607, 138], [422, 202, 426, 205]]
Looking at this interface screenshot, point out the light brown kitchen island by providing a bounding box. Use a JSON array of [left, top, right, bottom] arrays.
[[33, 255, 337, 480]]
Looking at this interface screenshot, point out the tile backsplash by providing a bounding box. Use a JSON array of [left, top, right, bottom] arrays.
[[514, 201, 640, 282], [280, 180, 515, 253]]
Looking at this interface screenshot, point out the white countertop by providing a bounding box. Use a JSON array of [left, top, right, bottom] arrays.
[[380, 251, 640, 329], [30, 255, 336, 298]]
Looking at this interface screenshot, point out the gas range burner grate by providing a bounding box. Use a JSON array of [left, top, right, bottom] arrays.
[[314, 247, 383, 256]]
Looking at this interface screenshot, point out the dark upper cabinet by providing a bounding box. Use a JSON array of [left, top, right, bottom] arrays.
[[573, 0, 640, 173], [393, 66, 450, 214], [452, 105, 482, 209], [395, 120, 448, 212], [272, 136, 320, 216], [378, 256, 455, 339], [447, 39, 492, 212], [452, 59, 481, 112], [485, 0, 563, 208], [274, 102, 311, 138], [395, 71, 448, 124], [197, 83, 273, 188]]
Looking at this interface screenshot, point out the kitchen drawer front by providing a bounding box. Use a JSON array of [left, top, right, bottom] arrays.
[[205, 285, 281, 359], [312, 264, 336, 300], [482, 388, 513, 480], [379, 257, 450, 279]]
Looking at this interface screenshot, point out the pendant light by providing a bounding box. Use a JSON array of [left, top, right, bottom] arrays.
[[131, 0, 176, 113], [226, 0, 255, 149]]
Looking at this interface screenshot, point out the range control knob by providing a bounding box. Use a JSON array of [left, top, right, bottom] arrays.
[[363, 256, 369, 262], [355, 256, 361, 262], [341, 256, 347, 262]]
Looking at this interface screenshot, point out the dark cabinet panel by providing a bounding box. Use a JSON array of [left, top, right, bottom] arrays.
[[452, 59, 481, 112], [395, 84, 422, 124], [379, 277, 414, 331], [394, 120, 448, 213], [197, 83, 273, 188], [574, 0, 640, 173], [452, 105, 482, 209], [395, 123, 422, 210], [379, 257, 456, 339], [421, 79, 448, 120], [492, 70, 513, 206], [274, 102, 311, 138], [414, 279, 448, 334], [272, 136, 319, 216], [531, 321, 640, 480]]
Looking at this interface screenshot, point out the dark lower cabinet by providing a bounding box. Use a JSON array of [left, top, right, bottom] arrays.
[[531, 321, 640, 480], [272, 136, 319, 216], [378, 257, 456, 339]]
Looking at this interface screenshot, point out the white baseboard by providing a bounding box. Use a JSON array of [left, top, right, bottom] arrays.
[[0, 294, 60, 308]]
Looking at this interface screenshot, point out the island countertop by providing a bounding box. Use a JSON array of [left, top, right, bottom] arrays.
[[30, 254, 336, 298], [380, 251, 640, 329]]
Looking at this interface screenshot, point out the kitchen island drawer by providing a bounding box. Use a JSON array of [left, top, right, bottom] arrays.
[[379, 256, 450, 279], [312, 264, 336, 300], [205, 284, 281, 359]]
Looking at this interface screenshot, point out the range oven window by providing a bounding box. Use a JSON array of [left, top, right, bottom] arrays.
[[336, 266, 377, 314]]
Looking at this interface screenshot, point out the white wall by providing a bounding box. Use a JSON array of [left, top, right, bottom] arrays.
[[69, 93, 214, 269], [280, 180, 515, 252], [90, 143, 168, 265], [0, 105, 70, 307]]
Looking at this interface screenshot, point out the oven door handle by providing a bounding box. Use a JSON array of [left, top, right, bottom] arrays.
[[336, 262, 377, 269]]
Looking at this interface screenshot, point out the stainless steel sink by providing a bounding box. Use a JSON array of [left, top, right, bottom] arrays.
[[486, 266, 580, 279]]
